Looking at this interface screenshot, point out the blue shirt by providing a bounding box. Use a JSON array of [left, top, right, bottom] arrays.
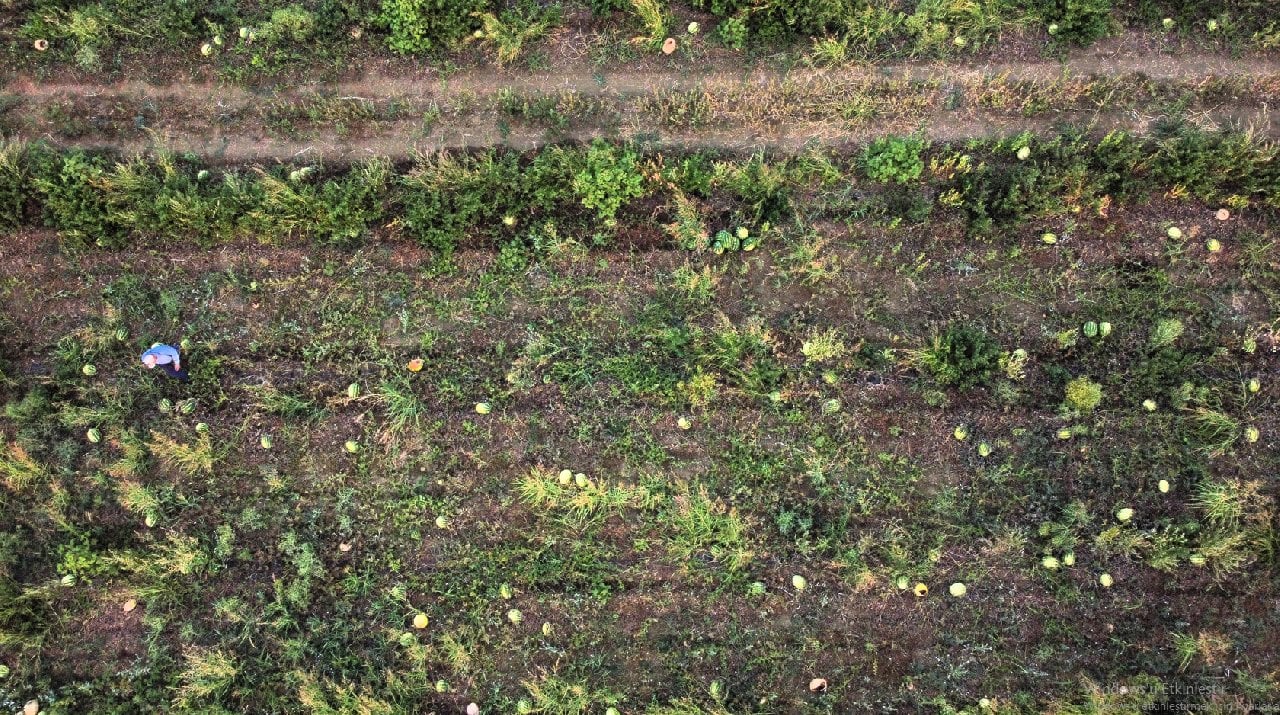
[[141, 344, 181, 366]]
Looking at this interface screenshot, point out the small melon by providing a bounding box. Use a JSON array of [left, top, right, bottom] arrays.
[[949, 582, 967, 597]]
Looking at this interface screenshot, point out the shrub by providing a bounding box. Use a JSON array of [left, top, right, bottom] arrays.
[[471, 2, 562, 66], [906, 0, 1009, 54], [1042, 0, 1113, 45], [690, 0, 862, 41], [911, 324, 1002, 389], [862, 136, 926, 184], [715, 15, 748, 49], [1150, 318, 1185, 349], [951, 158, 1056, 234], [400, 150, 528, 254], [377, 0, 487, 54], [247, 160, 390, 246], [29, 147, 126, 248], [716, 153, 791, 223], [0, 141, 27, 228], [1064, 376, 1103, 412], [573, 140, 646, 223], [261, 5, 318, 44], [628, 0, 668, 47]]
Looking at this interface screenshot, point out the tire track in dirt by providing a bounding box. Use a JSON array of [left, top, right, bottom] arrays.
[[11, 107, 1273, 165], [2, 51, 1278, 160], [6, 52, 1280, 99]]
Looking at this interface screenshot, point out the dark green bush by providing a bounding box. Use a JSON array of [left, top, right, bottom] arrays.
[[399, 150, 528, 254], [662, 152, 717, 198], [29, 147, 127, 248], [0, 143, 28, 229], [692, 0, 862, 40], [1042, 0, 1114, 45], [1090, 129, 1153, 199], [525, 146, 583, 212], [915, 324, 1002, 389], [952, 158, 1058, 234], [717, 153, 792, 224], [376, 0, 488, 54]]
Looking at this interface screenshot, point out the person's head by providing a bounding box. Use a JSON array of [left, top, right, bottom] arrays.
[[143, 354, 157, 369]]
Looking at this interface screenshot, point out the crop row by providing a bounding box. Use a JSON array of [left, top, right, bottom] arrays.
[[11, 0, 1280, 77], [0, 126, 1277, 254]]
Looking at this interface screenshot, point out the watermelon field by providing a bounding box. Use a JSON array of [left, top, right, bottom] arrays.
[[0, 0, 1278, 713]]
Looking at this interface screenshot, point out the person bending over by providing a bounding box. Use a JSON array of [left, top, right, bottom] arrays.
[[140, 343, 189, 382]]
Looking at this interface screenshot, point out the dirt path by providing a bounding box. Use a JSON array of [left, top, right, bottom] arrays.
[[4, 49, 1278, 161]]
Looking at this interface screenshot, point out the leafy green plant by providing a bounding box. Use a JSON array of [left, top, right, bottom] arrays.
[[862, 136, 926, 184], [249, 159, 391, 246], [715, 15, 747, 49], [29, 148, 126, 248], [905, 0, 1009, 54], [573, 140, 646, 223]]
